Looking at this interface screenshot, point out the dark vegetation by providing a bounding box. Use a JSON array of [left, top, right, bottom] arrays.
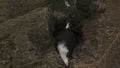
[[48, 0, 99, 46], [0, 0, 120, 68]]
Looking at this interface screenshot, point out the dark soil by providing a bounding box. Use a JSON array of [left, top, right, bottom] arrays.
[[0, 0, 120, 68]]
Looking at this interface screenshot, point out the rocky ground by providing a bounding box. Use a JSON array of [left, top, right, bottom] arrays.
[[0, 0, 120, 68]]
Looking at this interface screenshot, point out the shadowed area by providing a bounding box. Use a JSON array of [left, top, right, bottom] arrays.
[[0, 0, 120, 68]]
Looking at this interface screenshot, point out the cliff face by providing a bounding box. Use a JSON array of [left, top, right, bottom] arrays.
[[0, 0, 120, 68]]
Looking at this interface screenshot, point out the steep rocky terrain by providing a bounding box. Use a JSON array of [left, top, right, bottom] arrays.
[[0, 0, 120, 68]]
